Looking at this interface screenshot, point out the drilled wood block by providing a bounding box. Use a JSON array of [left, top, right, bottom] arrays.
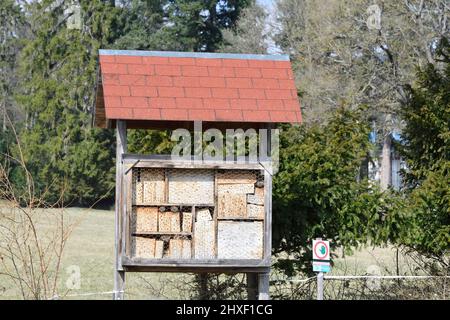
[[196, 208, 212, 221], [168, 169, 214, 204], [141, 169, 165, 204], [132, 237, 156, 259], [155, 240, 164, 259], [217, 221, 263, 259], [170, 212, 181, 232], [158, 211, 180, 232], [255, 186, 264, 197], [217, 171, 257, 184], [217, 184, 255, 195], [134, 181, 144, 205], [169, 239, 183, 259], [218, 192, 247, 218], [182, 239, 192, 259], [247, 192, 264, 205], [194, 220, 215, 259], [131, 207, 158, 233], [247, 204, 265, 219], [182, 212, 193, 232]]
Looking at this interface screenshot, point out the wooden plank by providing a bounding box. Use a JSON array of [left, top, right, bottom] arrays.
[[132, 232, 192, 236], [247, 273, 258, 300], [264, 169, 272, 260], [217, 171, 257, 184], [217, 184, 254, 194], [196, 208, 212, 221], [123, 154, 263, 171], [125, 170, 133, 257], [258, 273, 270, 300], [114, 120, 126, 300], [158, 212, 179, 232]]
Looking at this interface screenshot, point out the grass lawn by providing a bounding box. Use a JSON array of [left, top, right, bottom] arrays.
[[0, 204, 416, 300]]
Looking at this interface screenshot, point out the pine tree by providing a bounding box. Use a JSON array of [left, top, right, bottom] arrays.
[[14, 0, 122, 205]]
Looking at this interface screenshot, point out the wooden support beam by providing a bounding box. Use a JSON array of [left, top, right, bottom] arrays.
[[247, 273, 258, 300], [114, 120, 127, 300], [258, 272, 270, 300]]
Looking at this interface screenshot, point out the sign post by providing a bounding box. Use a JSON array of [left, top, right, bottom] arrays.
[[312, 238, 330, 300]]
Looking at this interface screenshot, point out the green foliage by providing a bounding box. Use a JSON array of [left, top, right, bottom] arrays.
[[397, 38, 450, 263], [399, 38, 450, 188], [273, 107, 399, 276], [12, 0, 120, 206]]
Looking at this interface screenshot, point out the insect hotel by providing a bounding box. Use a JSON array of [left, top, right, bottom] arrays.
[[93, 50, 301, 300]]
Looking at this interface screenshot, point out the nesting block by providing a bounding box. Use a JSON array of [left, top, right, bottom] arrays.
[[196, 208, 212, 221], [217, 171, 257, 184], [218, 192, 247, 218], [141, 169, 165, 204], [155, 240, 164, 259], [169, 239, 183, 258], [170, 212, 181, 232], [247, 191, 264, 205], [217, 184, 254, 195], [194, 220, 215, 259], [168, 169, 214, 204], [217, 221, 263, 259], [182, 212, 193, 232], [134, 181, 144, 204], [132, 237, 156, 259], [182, 240, 192, 259], [247, 204, 265, 219], [131, 207, 158, 233], [159, 212, 179, 232]]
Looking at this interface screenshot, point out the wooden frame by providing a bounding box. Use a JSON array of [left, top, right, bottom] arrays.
[[113, 121, 273, 300]]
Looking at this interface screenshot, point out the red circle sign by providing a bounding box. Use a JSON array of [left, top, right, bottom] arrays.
[[313, 240, 329, 260]]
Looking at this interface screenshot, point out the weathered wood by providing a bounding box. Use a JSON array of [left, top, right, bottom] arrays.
[[247, 273, 258, 300], [264, 169, 272, 260], [123, 154, 263, 170], [258, 273, 270, 300], [114, 120, 127, 300]]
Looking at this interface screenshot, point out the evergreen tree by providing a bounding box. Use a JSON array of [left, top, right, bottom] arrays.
[[14, 0, 122, 205], [398, 38, 449, 265]]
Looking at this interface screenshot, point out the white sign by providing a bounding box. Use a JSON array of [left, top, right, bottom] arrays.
[[312, 239, 331, 273], [312, 239, 330, 261]]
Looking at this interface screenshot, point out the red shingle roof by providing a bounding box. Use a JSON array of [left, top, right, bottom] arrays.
[[94, 50, 301, 128]]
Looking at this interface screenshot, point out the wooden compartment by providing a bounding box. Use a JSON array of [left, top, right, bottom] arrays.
[[217, 221, 263, 259], [168, 169, 214, 204], [131, 207, 158, 233]]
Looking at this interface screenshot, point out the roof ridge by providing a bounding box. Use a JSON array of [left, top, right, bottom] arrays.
[[99, 49, 290, 61]]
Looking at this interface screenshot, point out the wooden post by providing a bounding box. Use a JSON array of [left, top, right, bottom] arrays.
[[114, 120, 127, 300], [199, 273, 208, 300], [247, 273, 258, 300], [258, 273, 270, 300]]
